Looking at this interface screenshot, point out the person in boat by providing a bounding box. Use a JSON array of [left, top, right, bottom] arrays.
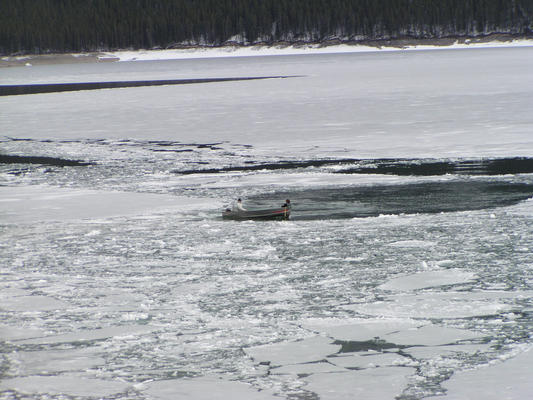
[[281, 199, 291, 209], [233, 198, 246, 212]]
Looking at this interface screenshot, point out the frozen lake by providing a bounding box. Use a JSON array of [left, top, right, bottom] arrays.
[[1, 46, 533, 399]]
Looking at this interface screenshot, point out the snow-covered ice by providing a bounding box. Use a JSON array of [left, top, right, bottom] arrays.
[[142, 377, 278, 400], [379, 270, 478, 291], [304, 367, 416, 400], [1, 45, 533, 399], [0, 375, 131, 397], [244, 336, 341, 366], [437, 347, 533, 400]]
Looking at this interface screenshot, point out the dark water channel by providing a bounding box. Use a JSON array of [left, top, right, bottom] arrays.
[[251, 181, 533, 220]]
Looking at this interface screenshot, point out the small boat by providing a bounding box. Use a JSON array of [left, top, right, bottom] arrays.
[[222, 207, 290, 220]]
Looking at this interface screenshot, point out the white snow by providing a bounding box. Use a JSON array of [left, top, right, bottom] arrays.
[[103, 40, 533, 62]]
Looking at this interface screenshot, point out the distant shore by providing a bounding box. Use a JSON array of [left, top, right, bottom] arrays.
[[2, 33, 532, 68]]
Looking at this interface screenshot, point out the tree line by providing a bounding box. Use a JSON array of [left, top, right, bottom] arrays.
[[1, 0, 532, 55]]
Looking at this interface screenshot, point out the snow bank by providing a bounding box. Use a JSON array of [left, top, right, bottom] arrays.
[[103, 40, 533, 62]]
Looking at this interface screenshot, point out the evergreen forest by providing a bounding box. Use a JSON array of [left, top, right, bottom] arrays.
[[1, 0, 532, 55]]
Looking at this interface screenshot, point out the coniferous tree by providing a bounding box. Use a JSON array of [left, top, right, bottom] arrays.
[[0, 0, 531, 55]]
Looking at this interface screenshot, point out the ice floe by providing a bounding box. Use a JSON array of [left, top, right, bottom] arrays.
[[379, 269, 477, 291], [142, 377, 277, 400], [302, 318, 423, 342], [16, 325, 153, 345], [244, 336, 341, 366], [7, 348, 105, 375], [437, 347, 533, 400], [303, 366, 415, 400], [0, 185, 217, 223], [346, 291, 515, 319], [405, 344, 490, 360], [386, 240, 436, 248], [0, 325, 44, 341], [328, 352, 411, 369], [0, 375, 130, 397], [271, 361, 346, 375], [0, 294, 69, 312], [384, 324, 483, 346]]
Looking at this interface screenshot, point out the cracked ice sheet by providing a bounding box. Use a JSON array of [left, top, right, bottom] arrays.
[[244, 336, 341, 366], [436, 347, 533, 400], [0, 375, 130, 397], [142, 377, 277, 400], [345, 291, 520, 319], [304, 367, 415, 400], [379, 270, 477, 291]]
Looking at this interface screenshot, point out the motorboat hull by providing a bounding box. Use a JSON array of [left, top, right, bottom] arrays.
[[222, 207, 290, 220]]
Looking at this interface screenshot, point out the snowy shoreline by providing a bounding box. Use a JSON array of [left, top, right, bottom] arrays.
[[2, 36, 533, 67]]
